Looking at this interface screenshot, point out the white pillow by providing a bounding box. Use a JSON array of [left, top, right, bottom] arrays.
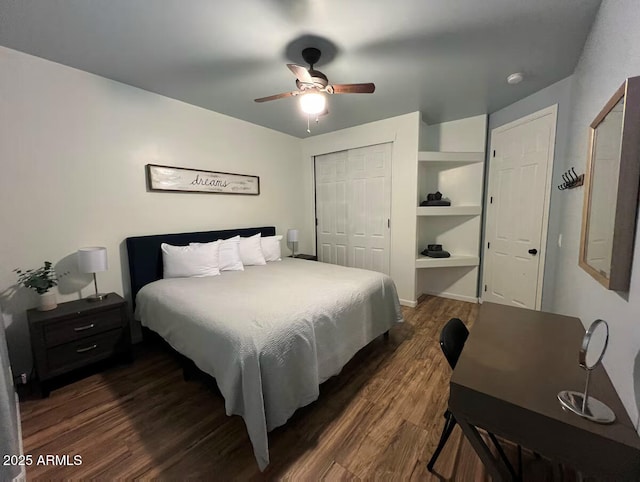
[[218, 236, 244, 271], [161, 241, 220, 279], [239, 233, 266, 266], [191, 236, 244, 272], [261, 235, 283, 262]]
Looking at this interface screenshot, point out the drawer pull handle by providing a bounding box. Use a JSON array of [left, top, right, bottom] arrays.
[[76, 344, 97, 353], [74, 323, 95, 332]]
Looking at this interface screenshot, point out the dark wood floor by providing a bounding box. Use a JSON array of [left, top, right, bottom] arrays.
[[20, 296, 577, 480]]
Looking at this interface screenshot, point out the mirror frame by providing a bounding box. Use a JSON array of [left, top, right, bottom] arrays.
[[578, 318, 609, 370], [579, 76, 640, 291]]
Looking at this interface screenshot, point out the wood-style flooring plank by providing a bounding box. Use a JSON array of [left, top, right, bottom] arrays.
[[321, 461, 360, 481], [20, 296, 574, 480]]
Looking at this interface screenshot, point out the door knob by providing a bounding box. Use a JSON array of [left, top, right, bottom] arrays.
[[528, 248, 538, 255]]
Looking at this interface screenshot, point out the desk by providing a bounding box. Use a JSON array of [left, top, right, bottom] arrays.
[[449, 302, 640, 481]]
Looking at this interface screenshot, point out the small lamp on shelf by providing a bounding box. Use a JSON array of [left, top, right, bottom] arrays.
[[287, 229, 299, 258], [77, 247, 108, 301]]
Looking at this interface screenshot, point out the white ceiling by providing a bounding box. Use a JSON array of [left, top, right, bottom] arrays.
[[0, 0, 601, 138]]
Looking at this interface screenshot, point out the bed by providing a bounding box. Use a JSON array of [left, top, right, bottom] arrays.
[[126, 226, 403, 470]]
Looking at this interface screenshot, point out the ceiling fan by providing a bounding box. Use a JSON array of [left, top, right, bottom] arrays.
[[254, 47, 375, 118]]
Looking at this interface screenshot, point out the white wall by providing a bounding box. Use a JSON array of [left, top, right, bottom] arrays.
[[550, 0, 640, 433], [421, 115, 487, 152], [300, 112, 421, 306], [0, 47, 304, 375], [418, 115, 487, 302]]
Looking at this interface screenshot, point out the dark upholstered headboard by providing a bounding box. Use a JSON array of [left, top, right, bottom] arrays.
[[125, 226, 276, 303]]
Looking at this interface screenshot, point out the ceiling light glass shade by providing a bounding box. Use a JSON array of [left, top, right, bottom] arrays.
[[299, 92, 326, 115]]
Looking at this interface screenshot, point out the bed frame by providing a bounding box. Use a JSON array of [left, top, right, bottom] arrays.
[[125, 226, 276, 303], [125, 224, 388, 383]]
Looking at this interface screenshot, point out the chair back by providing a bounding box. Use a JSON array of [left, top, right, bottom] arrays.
[[440, 318, 469, 369]]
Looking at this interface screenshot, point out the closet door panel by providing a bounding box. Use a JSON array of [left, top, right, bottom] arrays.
[[315, 151, 349, 266], [371, 248, 386, 273], [315, 143, 391, 274], [347, 143, 391, 275]]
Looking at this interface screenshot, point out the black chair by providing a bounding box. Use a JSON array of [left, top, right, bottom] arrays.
[[427, 318, 520, 480]]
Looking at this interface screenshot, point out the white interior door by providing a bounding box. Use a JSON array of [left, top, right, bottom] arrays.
[[483, 106, 556, 309], [315, 143, 391, 274]]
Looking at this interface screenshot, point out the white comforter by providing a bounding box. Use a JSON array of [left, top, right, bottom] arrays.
[[134, 258, 403, 469]]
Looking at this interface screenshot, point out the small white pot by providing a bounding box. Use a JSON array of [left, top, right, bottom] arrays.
[[38, 292, 57, 311]]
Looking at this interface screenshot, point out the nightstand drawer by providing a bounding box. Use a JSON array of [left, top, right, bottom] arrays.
[[47, 329, 124, 375], [28, 293, 131, 396], [44, 309, 122, 347]]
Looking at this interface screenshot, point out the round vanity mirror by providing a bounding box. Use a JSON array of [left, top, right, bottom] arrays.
[[580, 318, 609, 369], [558, 319, 616, 424]]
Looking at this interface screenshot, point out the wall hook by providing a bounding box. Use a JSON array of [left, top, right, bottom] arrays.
[[558, 167, 585, 191]]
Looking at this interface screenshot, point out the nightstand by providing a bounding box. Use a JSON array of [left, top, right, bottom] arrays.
[[27, 293, 131, 397], [289, 254, 318, 261]]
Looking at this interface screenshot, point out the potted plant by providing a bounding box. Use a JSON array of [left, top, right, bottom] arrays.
[[14, 261, 64, 311]]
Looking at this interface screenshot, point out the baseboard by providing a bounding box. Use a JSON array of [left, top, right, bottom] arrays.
[[399, 298, 417, 308], [422, 291, 479, 304]]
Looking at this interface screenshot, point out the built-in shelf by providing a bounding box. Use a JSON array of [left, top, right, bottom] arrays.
[[415, 255, 480, 269], [416, 205, 482, 216], [418, 151, 484, 163], [416, 122, 487, 302]]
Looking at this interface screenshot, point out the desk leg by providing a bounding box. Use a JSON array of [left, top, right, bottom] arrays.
[[456, 417, 510, 482]]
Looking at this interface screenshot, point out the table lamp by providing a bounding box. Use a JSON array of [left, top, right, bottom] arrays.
[[77, 247, 108, 301], [287, 229, 299, 258]]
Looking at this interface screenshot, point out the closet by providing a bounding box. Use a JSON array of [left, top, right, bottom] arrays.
[[315, 143, 392, 274]]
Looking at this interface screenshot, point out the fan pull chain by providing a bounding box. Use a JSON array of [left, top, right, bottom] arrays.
[[305, 114, 321, 134]]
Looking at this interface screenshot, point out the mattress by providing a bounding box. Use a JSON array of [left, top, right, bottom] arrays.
[[134, 257, 403, 469]]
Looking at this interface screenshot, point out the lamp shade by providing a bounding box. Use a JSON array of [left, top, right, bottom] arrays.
[[77, 247, 108, 273], [287, 229, 299, 243], [299, 92, 326, 115]]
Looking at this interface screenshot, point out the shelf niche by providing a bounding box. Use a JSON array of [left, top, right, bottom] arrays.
[[418, 151, 484, 163], [415, 255, 480, 269], [416, 205, 481, 216], [415, 116, 487, 303]]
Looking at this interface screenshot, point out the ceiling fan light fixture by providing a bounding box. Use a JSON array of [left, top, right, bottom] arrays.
[[299, 91, 326, 115]]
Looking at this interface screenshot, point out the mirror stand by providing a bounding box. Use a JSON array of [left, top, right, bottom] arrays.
[[558, 374, 615, 424], [558, 319, 616, 424]]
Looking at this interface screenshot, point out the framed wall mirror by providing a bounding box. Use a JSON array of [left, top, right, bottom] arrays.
[[579, 76, 640, 291]]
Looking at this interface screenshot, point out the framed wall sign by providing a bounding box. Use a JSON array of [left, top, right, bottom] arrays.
[[146, 164, 260, 195]]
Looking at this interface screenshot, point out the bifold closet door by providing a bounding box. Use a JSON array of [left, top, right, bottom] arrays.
[[315, 143, 391, 274], [316, 150, 349, 266]]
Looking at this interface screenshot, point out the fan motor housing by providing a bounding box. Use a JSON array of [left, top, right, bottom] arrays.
[[296, 69, 328, 90]]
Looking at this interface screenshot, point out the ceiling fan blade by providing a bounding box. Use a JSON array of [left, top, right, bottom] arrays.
[[254, 91, 297, 103], [330, 83, 376, 94], [287, 64, 313, 84]]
